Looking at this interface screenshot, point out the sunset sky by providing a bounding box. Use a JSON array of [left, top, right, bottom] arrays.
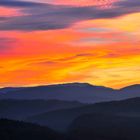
[[0, 0, 140, 88]]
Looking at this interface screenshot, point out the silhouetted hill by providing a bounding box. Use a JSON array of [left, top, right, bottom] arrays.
[[26, 97, 140, 131], [0, 99, 84, 120], [0, 83, 115, 103], [69, 113, 140, 140], [1, 83, 140, 103], [0, 87, 25, 93], [118, 84, 140, 97], [0, 119, 63, 140]]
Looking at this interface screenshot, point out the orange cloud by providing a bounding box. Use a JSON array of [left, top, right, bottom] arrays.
[[0, 5, 140, 88]]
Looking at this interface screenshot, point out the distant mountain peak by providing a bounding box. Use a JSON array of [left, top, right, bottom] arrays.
[[38, 82, 95, 88], [120, 84, 140, 90], [54, 82, 93, 87]]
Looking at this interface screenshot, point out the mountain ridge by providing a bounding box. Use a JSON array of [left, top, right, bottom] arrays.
[[1, 82, 140, 91], [0, 82, 140, 103]]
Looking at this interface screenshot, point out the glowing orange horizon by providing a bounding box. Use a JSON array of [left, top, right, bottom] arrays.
[[0, 1, 140, 88]]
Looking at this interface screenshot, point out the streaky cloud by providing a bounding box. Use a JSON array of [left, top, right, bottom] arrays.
[[0, 0, 44, 7], [0, 0, 140, 31]]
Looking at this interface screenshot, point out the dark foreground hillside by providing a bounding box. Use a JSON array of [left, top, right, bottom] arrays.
[[0, 119, 63, 140], [68, 113, 140, 140], [2, 115, 140, 140]]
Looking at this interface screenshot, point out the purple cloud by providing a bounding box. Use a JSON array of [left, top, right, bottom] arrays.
[[0, 0, 140, 31]]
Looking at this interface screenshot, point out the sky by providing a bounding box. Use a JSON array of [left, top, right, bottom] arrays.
[[0, 0, 140, 88]]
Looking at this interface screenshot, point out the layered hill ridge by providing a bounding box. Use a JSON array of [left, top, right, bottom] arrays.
[[26, 97, 140, 131], [0, 83, 140, 103], [0, 119, 62, 140], [0, 99, 84, 120]]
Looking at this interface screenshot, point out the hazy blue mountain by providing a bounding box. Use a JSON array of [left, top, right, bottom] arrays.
[[118, 84, 140, 97], [0, 87, 24, 93], [0, 83, 140, 103], [26, 97, 140, 131], [0, 99, 84, 120], [1, 83, 140, 139], [0, 83, 116, 103]]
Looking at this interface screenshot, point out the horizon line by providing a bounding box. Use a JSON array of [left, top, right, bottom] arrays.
[[0, 82, 140, 90]]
